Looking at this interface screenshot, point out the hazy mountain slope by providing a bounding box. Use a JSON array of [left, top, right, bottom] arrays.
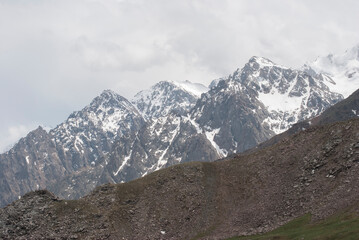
[[1, 117, 359, 239], [305, 44, 359, 97], [172, 79, 209, 97]]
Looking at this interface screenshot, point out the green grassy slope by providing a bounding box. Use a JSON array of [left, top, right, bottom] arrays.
[[229, 211, 359, 240]]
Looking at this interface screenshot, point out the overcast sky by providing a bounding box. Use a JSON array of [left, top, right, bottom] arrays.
[[1, 0, 359, 152]]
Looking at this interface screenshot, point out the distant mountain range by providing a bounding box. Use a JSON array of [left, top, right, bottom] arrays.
[[1, 44, 359, 207], [303, 43, 359, 97]]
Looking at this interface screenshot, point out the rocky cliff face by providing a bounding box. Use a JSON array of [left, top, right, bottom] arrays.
[[0, 58, 344, 206], [0, 127, 65, 207]]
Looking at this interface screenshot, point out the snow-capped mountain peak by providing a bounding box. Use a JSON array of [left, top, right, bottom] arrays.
[[343, 43, 359, 60], [307, 44, 359, 97], [247, 56, 289, 70], [132, 80, 207, 119], [86, 91, 142, 133], [171, 80, 208, 97], [249, 56, 275, 67], [211, 57, 344, 134], [208, 78, 223, 89], [50, 90, 144, 170], [209, 57, 289, 90], [88, 89, 135, 111]]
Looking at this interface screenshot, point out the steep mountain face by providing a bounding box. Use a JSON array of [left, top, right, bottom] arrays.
[[189, 78, 273, 155], [132, 80, 207, 119], [1, 118, 359, 239], [0, 127, 65, 207], [50, 90, 145, 171], [304, 44, 359, 97], [311, 88, 359, 125], [172, 80, 209, 97], [103, 114, 220, 179], [0, 90, 145, 206]]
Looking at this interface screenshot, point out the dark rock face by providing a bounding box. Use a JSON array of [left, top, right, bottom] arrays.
[[104, 114, 221, 180], [1, 118, 359, 239], [0, 127, 65, 207], [190, 78, 273, 154], [311, 88, 359, 125], [0, 58, 344, 207]]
